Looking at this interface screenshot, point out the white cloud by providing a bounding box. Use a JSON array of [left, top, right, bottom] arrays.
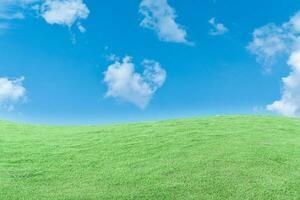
[[139, 0, 190, 44], [104, 56, 166, 109], [248, 11, 300, 116], [289, 12, 300, 32], [209, 17, 228, 36], [0, 77, 26, 110], [0, 0, 89, 33], [40, 0, 89, 31], [77, 22, 86, 33], [267, 51, 300, 116], [247, 24, 292, 71]]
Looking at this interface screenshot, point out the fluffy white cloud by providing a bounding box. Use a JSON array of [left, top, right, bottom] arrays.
[[267, 51, 300, 116], [248, 11, 300, 116], [0, 0, 89, 33], [104, 56, 166, 109], [0, 77, 26, 110], [139, 0, 190, 44], [40, 0, 89, 31], [209, 18, 228, 36]]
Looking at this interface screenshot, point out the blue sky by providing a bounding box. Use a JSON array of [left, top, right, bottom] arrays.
[[1, 0, 300, 124]]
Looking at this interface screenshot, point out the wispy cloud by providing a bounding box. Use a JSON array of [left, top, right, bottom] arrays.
[[103, 56, 166, 109], [0, 0, 33, 33], [0, 23, 10, 33], [139, 0, 190, 44], [247, 24, 291, 71], [209, 17, 228, 36], [248, 11, 300, 116], [0, 12, 24, 20], [0, 0, 38, 20], [0, 76, 26, 111]]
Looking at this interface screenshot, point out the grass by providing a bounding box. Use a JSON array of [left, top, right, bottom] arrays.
[[0, 116, 300, 200]]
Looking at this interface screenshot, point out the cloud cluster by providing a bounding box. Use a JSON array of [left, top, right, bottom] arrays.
[[209, 18, 228, 36], [40, 0, 89, 32], [139, 0, 189, 44], [104, 56, 166, 109], [248, 11, 300, 116], [0, 0, 89, 33], [0, 77, 26, 110]]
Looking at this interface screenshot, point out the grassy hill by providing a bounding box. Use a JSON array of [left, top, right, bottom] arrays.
[[0, 116, 299, 200]]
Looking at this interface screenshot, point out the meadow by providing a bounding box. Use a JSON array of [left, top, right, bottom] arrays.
[[0, 116, 299, 199]]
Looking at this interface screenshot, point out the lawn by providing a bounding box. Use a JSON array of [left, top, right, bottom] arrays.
[[0, 116, 299, 199]]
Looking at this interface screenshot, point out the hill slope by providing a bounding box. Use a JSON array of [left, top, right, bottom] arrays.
[[0, 116, 300, 200]]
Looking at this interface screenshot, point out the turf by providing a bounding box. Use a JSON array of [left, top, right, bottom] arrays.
[[0, 116, 300, 200]]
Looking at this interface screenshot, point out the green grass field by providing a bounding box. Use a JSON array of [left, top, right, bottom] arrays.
[[0, 116, 300, 200]]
